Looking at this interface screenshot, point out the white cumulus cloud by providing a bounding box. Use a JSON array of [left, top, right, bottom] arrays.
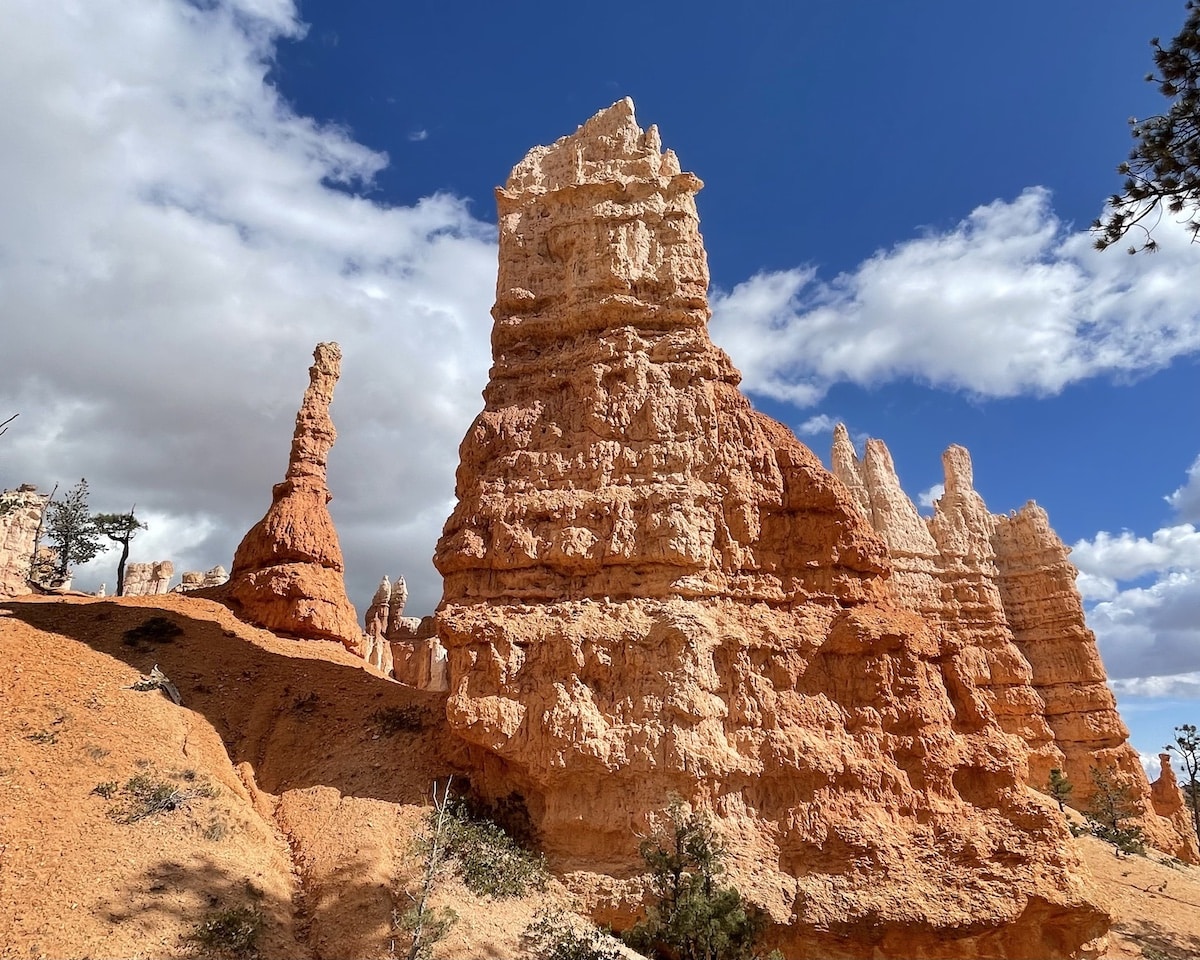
[[1167, 455, 1200, 522], [1073, 460, 1200, 691], [709, 188, 1200, 407], [917, 484, 944, 510], [0, 0, 497, 615]]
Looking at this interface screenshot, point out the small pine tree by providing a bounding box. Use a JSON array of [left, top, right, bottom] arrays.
[[1047, 768, 1073, 812], [1086, 766, 1145, 857], [1094, 1, 1200, 252], [626, 797, 780, 960], [92, 508, 146, 596], [1168, 723, 1200, 839], [44, 479, 102, 584]]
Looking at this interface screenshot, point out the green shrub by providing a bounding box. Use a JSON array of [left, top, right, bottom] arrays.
[[438, 799, 547, 898], [186, 905, 262, 958], [626, 798, 781, 960], [523, 910, 623, 960], [1086, 766, 1146, 857], [109, 769, 217, 823]]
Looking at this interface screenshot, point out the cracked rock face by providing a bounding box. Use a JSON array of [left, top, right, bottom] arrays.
[[434, 99, 1108, 958], [216, 343, 360, 651]]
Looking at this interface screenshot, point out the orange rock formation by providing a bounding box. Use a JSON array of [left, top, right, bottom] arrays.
[[833, 431, 1063, 784], [994, 503, 1200, 862], [434, 99, 1108, 958], [212, 342, 361, 652], [833, 430, 1198, 863]]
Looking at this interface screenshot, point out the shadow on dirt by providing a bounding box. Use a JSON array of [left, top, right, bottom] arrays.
[[4, 598, 461, 806]]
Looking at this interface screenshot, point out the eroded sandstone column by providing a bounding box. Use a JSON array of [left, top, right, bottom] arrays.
[[832, 435, 1062, 782], [994, 503, 1199, 862], [433, 99, 1106, 959], [0, 485, 48, 597], [212, 343, 361, 651]]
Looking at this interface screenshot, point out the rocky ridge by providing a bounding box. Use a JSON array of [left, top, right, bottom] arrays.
[[833, 430, 1198, 864], [433, 99, 1108, 958], [207, 342, 361, 652]]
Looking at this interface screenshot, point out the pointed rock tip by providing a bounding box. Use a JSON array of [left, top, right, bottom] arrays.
[[941, 444, 974, 491]]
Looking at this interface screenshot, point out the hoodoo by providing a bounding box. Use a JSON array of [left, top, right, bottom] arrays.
[[434, 99, 1108, 957], [211, 342, 361, 651], [835, 432, 1200, 864]]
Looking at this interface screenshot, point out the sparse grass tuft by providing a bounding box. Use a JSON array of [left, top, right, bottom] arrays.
[[92, 781, 119, 799], [107, 768, 218, 823], [203, 819, 230, 842], [186, 905, 262, 958]]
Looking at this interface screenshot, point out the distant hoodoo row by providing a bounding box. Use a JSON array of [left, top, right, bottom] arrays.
[[833, 429, 1198, 862]]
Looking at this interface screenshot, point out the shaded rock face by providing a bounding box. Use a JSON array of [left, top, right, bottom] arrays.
[[434, 99, 1107, 958], [994, 504, 1200, 863], [833, 430, 1198, 864], [122, 560, 174, 596], [213, 343, 360, 652], [0, 485, 47, 597]]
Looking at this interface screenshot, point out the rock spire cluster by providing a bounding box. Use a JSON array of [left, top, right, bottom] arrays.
[[834, 429, 1199, 863], [433, 99, 1108, 957], [210, 343, 361, 651]]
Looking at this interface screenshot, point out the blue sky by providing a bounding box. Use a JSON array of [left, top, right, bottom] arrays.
[[2, 0, 1199, 768]]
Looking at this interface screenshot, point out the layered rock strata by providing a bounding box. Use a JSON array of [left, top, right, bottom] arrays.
[[0, 485, 47, 597], [832, 431, 1062, 784], [833, 431, 1198, 863], [210, 343, 361, 652], [122, 560, 175, 596], [434, 99, 1106, 958], [993, 504, 1200, 862]]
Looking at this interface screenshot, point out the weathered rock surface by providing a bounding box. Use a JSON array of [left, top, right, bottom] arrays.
[[1150, 753, 1199, 858], [835, 430, 1199, 864], [832, 432, 1063, 785], [0, 485, 47, 597], [209, 343, 361, 652], [122, 560, 174, 596], [362, 576, 395, 674], [994, 503, 1200, 862], [434, 99, 1107, 958]]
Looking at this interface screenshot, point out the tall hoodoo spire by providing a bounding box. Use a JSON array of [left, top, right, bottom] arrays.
[[215, 343, 361, 651]]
